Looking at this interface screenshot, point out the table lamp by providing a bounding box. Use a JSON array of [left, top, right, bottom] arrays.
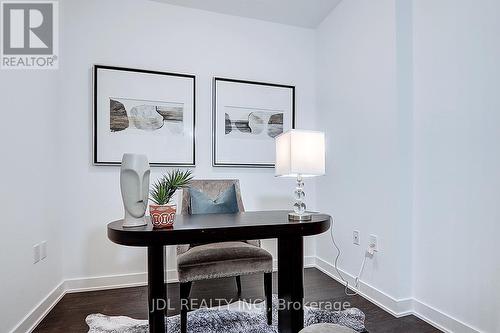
[[275, 130, 325, 221]]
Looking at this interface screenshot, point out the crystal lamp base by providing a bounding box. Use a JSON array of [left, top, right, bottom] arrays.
[[288, 211, 313, 221], [289, 174, 312, 221]]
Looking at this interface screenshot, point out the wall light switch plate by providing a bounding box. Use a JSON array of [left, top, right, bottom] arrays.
[[33, 244, 40, 264], [353, 230, 360, 245], [40, 241, 47, 260]]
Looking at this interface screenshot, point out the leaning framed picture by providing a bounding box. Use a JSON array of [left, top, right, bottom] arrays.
[[93, 65, 195, 166], [212, 77, 295, 167]]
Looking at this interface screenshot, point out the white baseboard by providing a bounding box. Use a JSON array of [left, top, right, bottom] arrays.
[[412, 299, 481, 333], [9, 255, 480, 333], [11, 256, 316, 332], [304, 256, 316, 268], [10, 282, 66, 333], [314, 256, 482, 333], [63, 256, 316, 294], [314, 256, 413, 317], [65, 272, 148, 293]]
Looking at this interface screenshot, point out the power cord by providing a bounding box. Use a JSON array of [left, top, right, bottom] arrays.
[[330, 218, 371, 297]]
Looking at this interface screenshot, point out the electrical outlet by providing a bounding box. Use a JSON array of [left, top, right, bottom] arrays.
[[33, 244, 40, 264], [353, 230, 360, 245], [40, 241, 47, 260], [369, 234, 378, 252]]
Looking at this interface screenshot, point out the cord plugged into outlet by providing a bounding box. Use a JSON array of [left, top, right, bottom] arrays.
[[330, 221, 378, 296], [367, 234, 378, 255]]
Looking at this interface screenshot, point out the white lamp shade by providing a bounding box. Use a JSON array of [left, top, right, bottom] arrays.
[[275, 130, 325, 177]]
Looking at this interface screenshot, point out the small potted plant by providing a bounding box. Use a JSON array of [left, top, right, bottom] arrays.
[[149, 169, 193, 228]]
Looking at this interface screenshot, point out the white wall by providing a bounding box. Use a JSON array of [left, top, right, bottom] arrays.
[[58, 0, 318, 280], [316, 0, 500, 331], [0, 71, 63, 331], [315, 0, 413, 301], [412, 0, 500, 332]]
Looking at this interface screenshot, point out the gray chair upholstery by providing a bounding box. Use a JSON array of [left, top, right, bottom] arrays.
[[176, 179, 273, 333], [300, 324, 358, 333], [177, 241, 273, 281], [176, 179, 260, 260]]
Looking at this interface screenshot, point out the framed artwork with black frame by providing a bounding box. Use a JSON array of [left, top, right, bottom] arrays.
[[93, 65, 196, 166], [212, 77, 295, 168]]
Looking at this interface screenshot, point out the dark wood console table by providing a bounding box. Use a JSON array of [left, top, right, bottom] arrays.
[[107, 210, 331, 333]]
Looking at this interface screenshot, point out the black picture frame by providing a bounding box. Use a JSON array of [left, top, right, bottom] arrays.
[[212, 77, 295, 168], [93, 65, 196, 167]]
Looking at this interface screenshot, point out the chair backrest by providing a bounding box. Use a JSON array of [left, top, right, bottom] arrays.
[[181, 179, 245, 215]]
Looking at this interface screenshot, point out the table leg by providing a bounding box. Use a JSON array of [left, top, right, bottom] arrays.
[[278, 236, 304, 333], [148, 245, 166, 333]]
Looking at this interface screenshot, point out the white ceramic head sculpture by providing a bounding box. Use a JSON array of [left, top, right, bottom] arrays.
[[120, 153, 150, 227]]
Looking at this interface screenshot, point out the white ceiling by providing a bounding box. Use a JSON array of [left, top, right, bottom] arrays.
[[153, 0, 342, 28]]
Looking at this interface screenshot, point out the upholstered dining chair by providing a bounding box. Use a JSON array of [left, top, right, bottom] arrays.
[[176, 179, 273, 333]]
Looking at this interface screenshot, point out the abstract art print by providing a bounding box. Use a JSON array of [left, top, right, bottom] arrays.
[[93, 65, 195, 166], [224, 107, 283, 139], [109, 98, 184, 134], [213, 78, 295, 167]]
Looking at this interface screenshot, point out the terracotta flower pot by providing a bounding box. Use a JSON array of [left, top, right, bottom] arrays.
[[149, 204, 176, 229]]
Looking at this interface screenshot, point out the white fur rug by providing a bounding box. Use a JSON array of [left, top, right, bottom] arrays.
[[86, 295, 366, 333]]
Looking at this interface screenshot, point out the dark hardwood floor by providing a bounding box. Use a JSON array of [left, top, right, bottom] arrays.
[[34, 268, 440, 333]]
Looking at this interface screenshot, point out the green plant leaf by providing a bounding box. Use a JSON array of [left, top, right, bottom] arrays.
[[149, 169, 193, 205]]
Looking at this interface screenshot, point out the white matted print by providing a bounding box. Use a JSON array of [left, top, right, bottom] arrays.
[[94, 66, 195, 166], [213, 78, 295, 167]]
